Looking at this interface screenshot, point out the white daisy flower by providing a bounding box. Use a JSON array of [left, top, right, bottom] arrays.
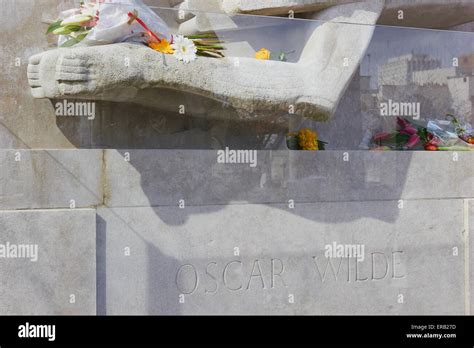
[[171, 35, 197, 63]]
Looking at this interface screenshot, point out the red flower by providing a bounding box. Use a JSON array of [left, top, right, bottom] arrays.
[[426, 133, 441, 146]]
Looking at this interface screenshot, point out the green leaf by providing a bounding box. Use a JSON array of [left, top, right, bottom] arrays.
[[394, 133, 410, 144], [60, 37, 80, 48], [53, 25, 82, 35], [196, 45, 225, 50], [186, 34, 218, 39], [438, 146, 473, 151], [377, 133, 409, 147], [286, 135, 300, 150], [193, 40, 224, 44], [196, 51, 224, 58], [70, 30, 90, 41], [417, 127, 429, 142], [46, 19, 63, 34], [317, 140, 327, 150]]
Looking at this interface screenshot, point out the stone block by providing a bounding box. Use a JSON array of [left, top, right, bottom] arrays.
[[98, 199, 464, 314], [104, 150, 474, 207], [0, 150, 103, 210], [469, 199, 474, 314], [0, 209, 96, 315]]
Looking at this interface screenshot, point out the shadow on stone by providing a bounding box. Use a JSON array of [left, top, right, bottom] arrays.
[[146, 241, 182, 314], [54, 99, 288, 150], [96, 214, 107, 315]]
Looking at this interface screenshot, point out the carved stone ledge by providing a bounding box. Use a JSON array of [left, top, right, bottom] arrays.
[[28, 1, 383, 122]]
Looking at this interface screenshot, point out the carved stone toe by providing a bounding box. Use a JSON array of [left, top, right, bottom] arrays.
[[28, 53, 46, 98], [55, 55, 93, 95]]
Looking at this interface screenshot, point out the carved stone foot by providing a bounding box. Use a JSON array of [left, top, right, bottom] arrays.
[[28, 1, 383, 121]]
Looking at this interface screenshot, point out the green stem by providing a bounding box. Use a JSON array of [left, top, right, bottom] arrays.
[[196, 45, 225, 50], [187, 34, 218, 39]]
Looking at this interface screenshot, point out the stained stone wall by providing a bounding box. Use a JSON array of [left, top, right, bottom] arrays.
[[0, 149, 472, 314], [99, 200, 464, 315], [0, 208, 96, 315], [0, 1, 474, 315], [1, 0, 474, 150]]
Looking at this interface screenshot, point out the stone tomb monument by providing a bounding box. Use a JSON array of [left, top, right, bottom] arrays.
[[27, 0, 474, 148], [1, 0, 470, 315], [28, 1, 384, 123]]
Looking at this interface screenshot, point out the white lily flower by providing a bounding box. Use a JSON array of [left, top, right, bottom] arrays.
[[61, 14, 93, 26], [80, 2, 100, 17]]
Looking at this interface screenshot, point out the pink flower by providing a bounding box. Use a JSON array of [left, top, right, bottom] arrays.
[[397, 117, 410, 129], [399, 125, 417, 135], [406, 134, 420, 148], [373, 132, 391, 142]]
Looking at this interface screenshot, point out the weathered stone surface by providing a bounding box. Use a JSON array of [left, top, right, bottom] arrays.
[[381, 0, 474, 29], [218, 0, 356, 16], [104, 149, 288, 207], [27, 1, 383, 122], [0, 0, 77, 149], [179, 0, 474, 29], [1, 0, 474, 150], [98, 199, 464, 314], [180, 0, 373, 20], [3, 149, 470, 210], [104, 150, 474, 207], [0, 209, 96, 315], [469, 199, 474, 314], [288, 151, 474, 203], [0, 150, 103, 210]]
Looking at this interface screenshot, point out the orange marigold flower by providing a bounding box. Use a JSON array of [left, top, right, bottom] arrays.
[[149, 39, 174, 54], [298, 128, 318, 150], [255, 48, 271, 60]]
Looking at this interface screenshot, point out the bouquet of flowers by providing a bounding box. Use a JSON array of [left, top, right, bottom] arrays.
[[372, 116, 474, 151], [286, 128, 327, 151], [46, 0, 225, 62], [255, 48, 295, 62]]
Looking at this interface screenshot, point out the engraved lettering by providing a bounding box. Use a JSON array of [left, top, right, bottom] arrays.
[[247, 260, 265, 289], [176, 264, 198, 295], [223, 260, 243, 291], [371, 252, 388, 280], [355, 259, 368, 282], [312, 256, 344, 282], [205, 262, 218, 294], [271, 258, 287, 288], [392, 251, 406, 279]]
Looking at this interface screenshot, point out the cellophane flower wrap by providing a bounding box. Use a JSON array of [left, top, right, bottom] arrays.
[[56, 0, 171, 47]]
